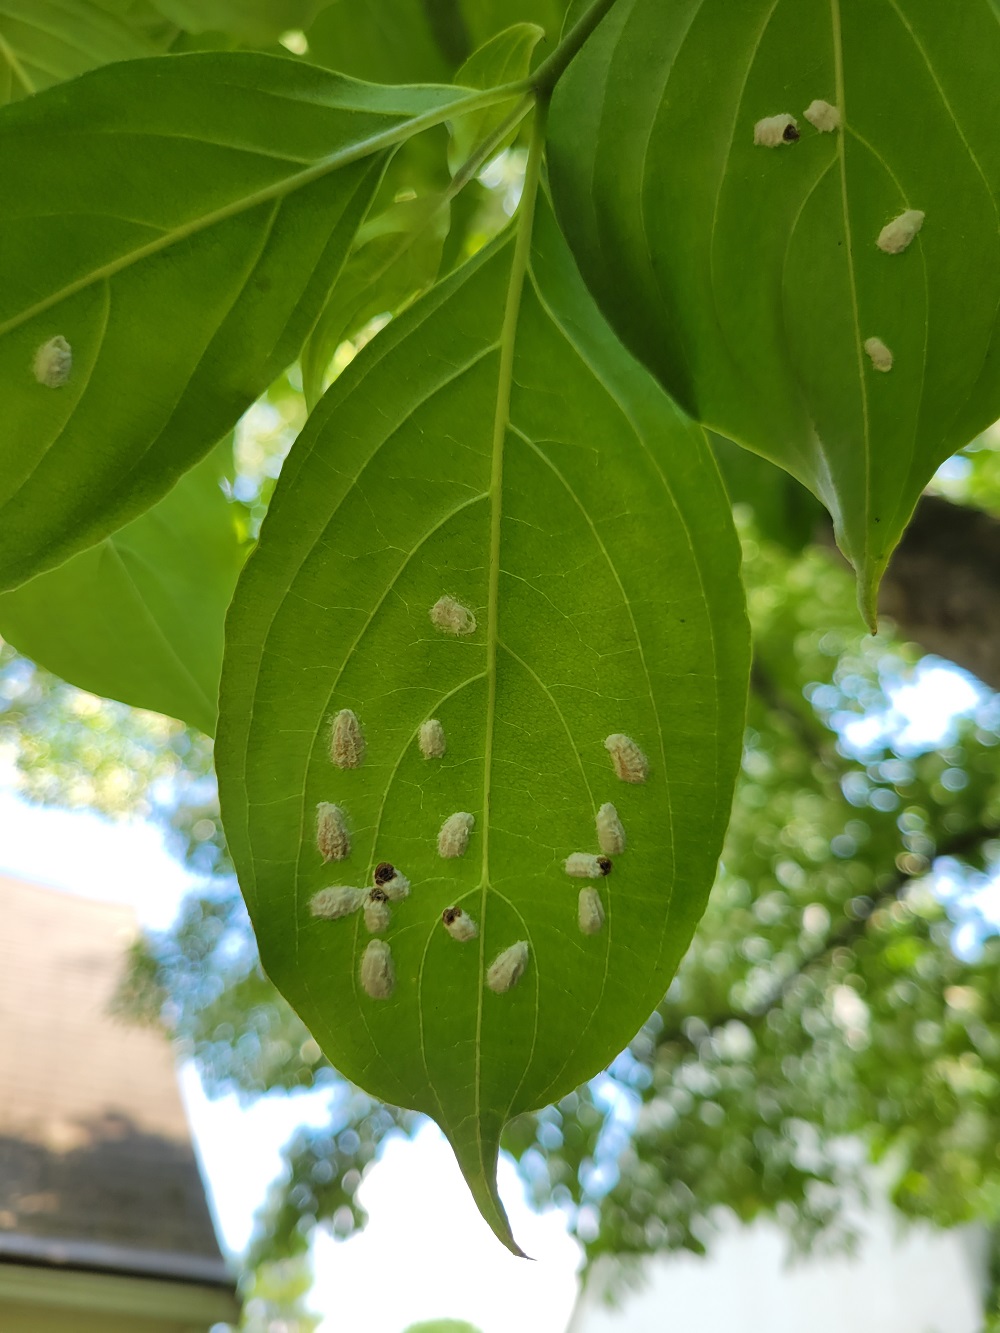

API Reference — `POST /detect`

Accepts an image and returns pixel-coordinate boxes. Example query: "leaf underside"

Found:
[0,53,470,590]
[217,196,749,1251]
[548,0,1000,622]
[0,441,242,735]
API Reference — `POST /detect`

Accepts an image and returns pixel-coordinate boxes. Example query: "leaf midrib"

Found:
[0,79,524,339]
[474,101,545,1188]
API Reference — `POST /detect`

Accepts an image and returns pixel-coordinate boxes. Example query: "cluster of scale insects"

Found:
[310,597,649,1000]
[753,98,924,376]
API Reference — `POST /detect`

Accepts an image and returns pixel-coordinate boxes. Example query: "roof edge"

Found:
[0,1230,237,1288]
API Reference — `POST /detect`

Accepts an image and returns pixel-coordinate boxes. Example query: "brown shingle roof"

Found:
[0,876,233,1286]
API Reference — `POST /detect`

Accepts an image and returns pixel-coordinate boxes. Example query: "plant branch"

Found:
[531,0,621,95]
[656,821,1000,1054]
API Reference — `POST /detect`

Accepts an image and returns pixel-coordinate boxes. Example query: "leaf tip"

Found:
[857,568,881,635]
[446,1122,530,1258]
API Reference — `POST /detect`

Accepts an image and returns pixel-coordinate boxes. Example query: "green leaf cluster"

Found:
[4,0,1000,1254]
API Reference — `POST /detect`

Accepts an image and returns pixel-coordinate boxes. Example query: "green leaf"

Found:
[448,23,544,173]
[148,0,329,43]
[548,0,1000,624]
[305,3,454,85]
[217,166,749,1250]
[0,0,162,102]
[301,193,449,410]
[0,53,499,590]
[711,435,825,554]
[463,0,567,52]
[0,440,242,735]
[306,0,567,85]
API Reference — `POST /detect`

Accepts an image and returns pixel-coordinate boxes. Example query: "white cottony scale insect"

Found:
[373,861,410,902]
[442,906,478,942]
[364,888,391,934]
[419,718,446,759]
[596,802,626,856]
[864,337,894,373]
[803,99,840,132]
[578,887,605,935]
[429,595,477,636]
[605,733,649,784]
[329,708,365,768]
[310,886,364,920]
[565,852,613,879]
[753,114,799,147]
[315,802,350,862]
[361,939,395,999]
[33,335,72,387]
[877,209,925,254]
[486,940,529,994]
[438,811,474,858]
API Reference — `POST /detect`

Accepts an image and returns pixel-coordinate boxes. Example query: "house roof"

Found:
[0,875,234,1288]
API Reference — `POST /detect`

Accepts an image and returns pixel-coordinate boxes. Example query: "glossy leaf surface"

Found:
[0,441,242,734]
[548,0,1000,621]
[217,184,749,1250]
[0,53,481,589]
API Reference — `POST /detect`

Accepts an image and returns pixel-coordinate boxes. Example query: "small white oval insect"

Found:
[310,886,364,920]
[373,861,410,902]
[605,733,649,784]
[877,209,925,254]
[361,939,395,999]
[753,114,799,147]
[438,811,475,859]
[803,99,840,132]
[596,802,626,856]
[364,887,391,935]
[486,940,529,994]
[329,708,365,769]
[33,336,72,388]
[864,336,894,373]
[442,906,478,942]
[578,887,605,936]
[429,595,477,636]
[419,718,447,759]
[315,802,350,862]
[565,852,613,879]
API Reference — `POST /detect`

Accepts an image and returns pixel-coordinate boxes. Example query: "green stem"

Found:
[531,0,621,95]
[449,94,534,196]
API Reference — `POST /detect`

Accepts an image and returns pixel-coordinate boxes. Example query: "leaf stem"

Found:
[0,78,530,341]
[449,94,535,196]
[480,101,547,884]
[530,0,620,95]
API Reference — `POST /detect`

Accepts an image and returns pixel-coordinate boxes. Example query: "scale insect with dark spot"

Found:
[442,906,478,942]
[565,853,612,879]
[373,862,410,901]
